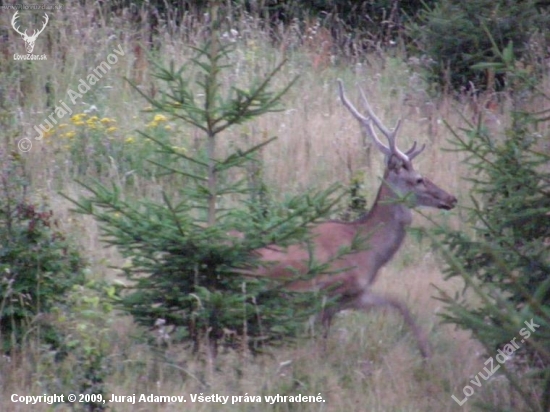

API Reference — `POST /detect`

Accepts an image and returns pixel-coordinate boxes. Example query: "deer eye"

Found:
[416,177,424,185]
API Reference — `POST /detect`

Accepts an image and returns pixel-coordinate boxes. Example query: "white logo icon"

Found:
[11,11,49,54]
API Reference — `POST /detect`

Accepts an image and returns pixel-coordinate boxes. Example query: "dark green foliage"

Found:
[68,182,340,353]
[30,280,116,412]
[406,0,550,92]
[64,11,349,356]
[442,116,550,308]
[253,0,437,47]
[53,281,116,412]
[0,153,87,352]
[101,1,437,54]
[430,45,550,410]
[339,171,367,222]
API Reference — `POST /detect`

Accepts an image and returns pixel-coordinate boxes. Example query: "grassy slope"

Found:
[0,2,524,411]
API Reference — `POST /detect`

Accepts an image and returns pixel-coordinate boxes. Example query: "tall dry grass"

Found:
[0,1,530,411]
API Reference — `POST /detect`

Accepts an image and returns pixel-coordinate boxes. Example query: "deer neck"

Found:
[353,178,412,269]
[359,178,413,227]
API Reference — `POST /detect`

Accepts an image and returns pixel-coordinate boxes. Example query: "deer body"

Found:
[248,80,457,358]
[256,178,411,294]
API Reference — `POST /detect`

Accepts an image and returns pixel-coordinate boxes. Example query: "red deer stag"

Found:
[250,80,457,358]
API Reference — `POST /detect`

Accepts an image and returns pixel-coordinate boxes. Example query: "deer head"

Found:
[337,79,457,211]
[12,12,49,54]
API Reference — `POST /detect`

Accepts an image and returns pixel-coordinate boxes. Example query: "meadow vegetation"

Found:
[0,1,547,411]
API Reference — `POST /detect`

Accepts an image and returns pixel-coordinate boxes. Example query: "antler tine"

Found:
[337,79,391,156]
[37,13,49,35]
[405,141,417,155]
[405,142,426,160]
[337,79,370,124]
[11,11,25,36]
[358,86,393,137]
[357,84,409,161]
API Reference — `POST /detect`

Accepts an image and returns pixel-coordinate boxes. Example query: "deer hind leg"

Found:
[345,291,432,358]
[320,301,337,349]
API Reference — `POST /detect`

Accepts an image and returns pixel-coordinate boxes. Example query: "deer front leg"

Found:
[347,291,432,358]
[319,301,337,350]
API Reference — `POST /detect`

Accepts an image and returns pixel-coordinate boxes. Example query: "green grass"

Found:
[0,2,539,411]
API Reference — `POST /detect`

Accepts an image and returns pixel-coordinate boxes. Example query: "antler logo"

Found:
[11,11,49,54]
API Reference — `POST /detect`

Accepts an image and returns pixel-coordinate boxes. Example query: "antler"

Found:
[34,13,49,38]
[337,79,425,162]
[404,141,426,160]
[11,11,26,37]
[337,79,393,158]
[11,12,49,39]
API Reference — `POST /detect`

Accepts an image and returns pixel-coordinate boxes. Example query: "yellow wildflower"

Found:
[125,137,135,143]
[171,146,187,154]
[106,126,118,133]
[100,117,116,125]
[74,121,85,126]
[164,125,172,131]
[70,113,86,123]
[153,114,168,123]
[58,123,69,129]
[62,131,76,139]
[86,117,98,125]
[86,116,100,129]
